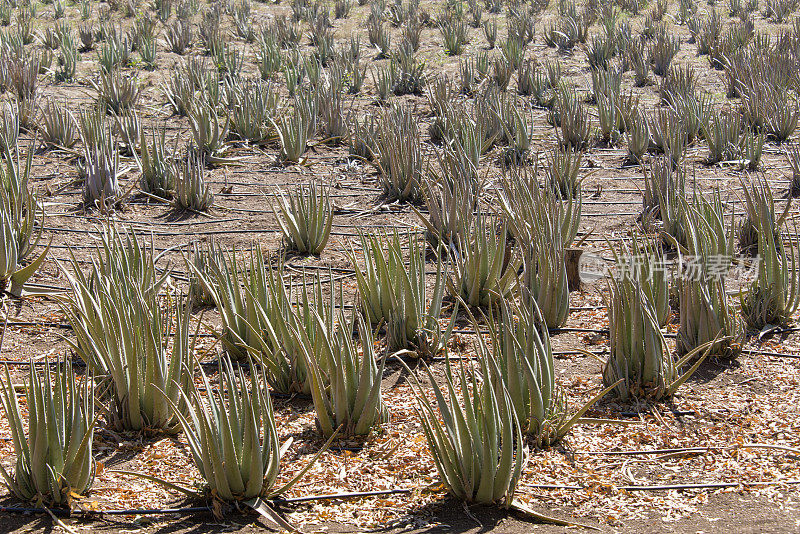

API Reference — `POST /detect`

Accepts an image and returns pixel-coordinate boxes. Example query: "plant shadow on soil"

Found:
[0,495,593,534]
[3,489,800,533]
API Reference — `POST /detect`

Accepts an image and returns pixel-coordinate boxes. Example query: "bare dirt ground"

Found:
[0,0,800,532]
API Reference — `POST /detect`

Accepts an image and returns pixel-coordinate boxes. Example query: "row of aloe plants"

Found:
[1,153,798,520]
[0,225,611,519]
[0,226,342,528]
[0,212,795,522]
[4,0,799,197]
[0,136,797,523]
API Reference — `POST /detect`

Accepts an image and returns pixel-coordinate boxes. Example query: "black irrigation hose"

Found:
[577,444,800,456]
[48,189,374,200]
[0,322,746,350]
[0,345,609,368]
[13,342,800,369]
[550,327,609,334]
[42,242,192,252]
[0,489,418,518]
[743,348,800,359]
[50,215,244,226]
[578,447,708,456]
[42,225,283,237]
[0,357,221,367]
[580,212,641,217]
[92,507,214,515]
[40,225,419,239]
[0,306,607,334]
[4,480,799,519]
[619,410,696,417]
[413,349,610,363]
[271,488,413,504]
[0,321,72,329]
[524,480,800,491]
[0,506,203,517]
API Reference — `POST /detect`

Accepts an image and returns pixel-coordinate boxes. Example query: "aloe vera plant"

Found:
[163,69,195,117]
[479,298,613,448]
[61,240,194,433]
[682,190,735,262]
[187,239,222,308]
[113,108,141,156]
[137,127,174,199]
[677,270,741,359]
[78,106,109,150]
[188,242,332,396]
[498,105,532,165]
[625,106,650,163]
[174,151,215,212]
[245,260,338,395]
[188,102,233,165]
[348,113,379,160]
[294,309,389,437]
[81,133,127,211]
[171,355,283,501]
[91,224,169,299]
[790,144,800,198]
[165,19,192,54]
[738,176,786,256]
[555,86,593,150]
[0,359,95,506]
[500,164,581,251]
[38,100,79,149]
[665,192,741,358]
[439,14,468,55]
[273,183,333,255]
[92,69,140,114]
[350,239,406,325]
[401,350,525,505]
[227,78,278,145]
[436,111,485,192]
[448,214,519,307]
[187,245,261,361]
[701,111,744,165]
[0,142,51,297]
[157,354,335,530]
[0,102,20,152]
[375,105,424,203]
[414,171,477,248]
[519,203,571,329]
[350,231,451,357]
[273,105,309,163]
[603,257,711,401]
[642,157,687,243]
[611,233,672,327]
[546,148,582,200]
[739,178,799,328]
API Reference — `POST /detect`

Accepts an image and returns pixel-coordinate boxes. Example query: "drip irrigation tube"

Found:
[50,215,243,226]
[0,506,212,517]
[40,225,419,239]
[577,444,800,456]
[579,447,707,456]
[3,480,799,520]
[0,489,415,518]
[523,480,800,491]
[271,488,413,504]
[743,348,800,359]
